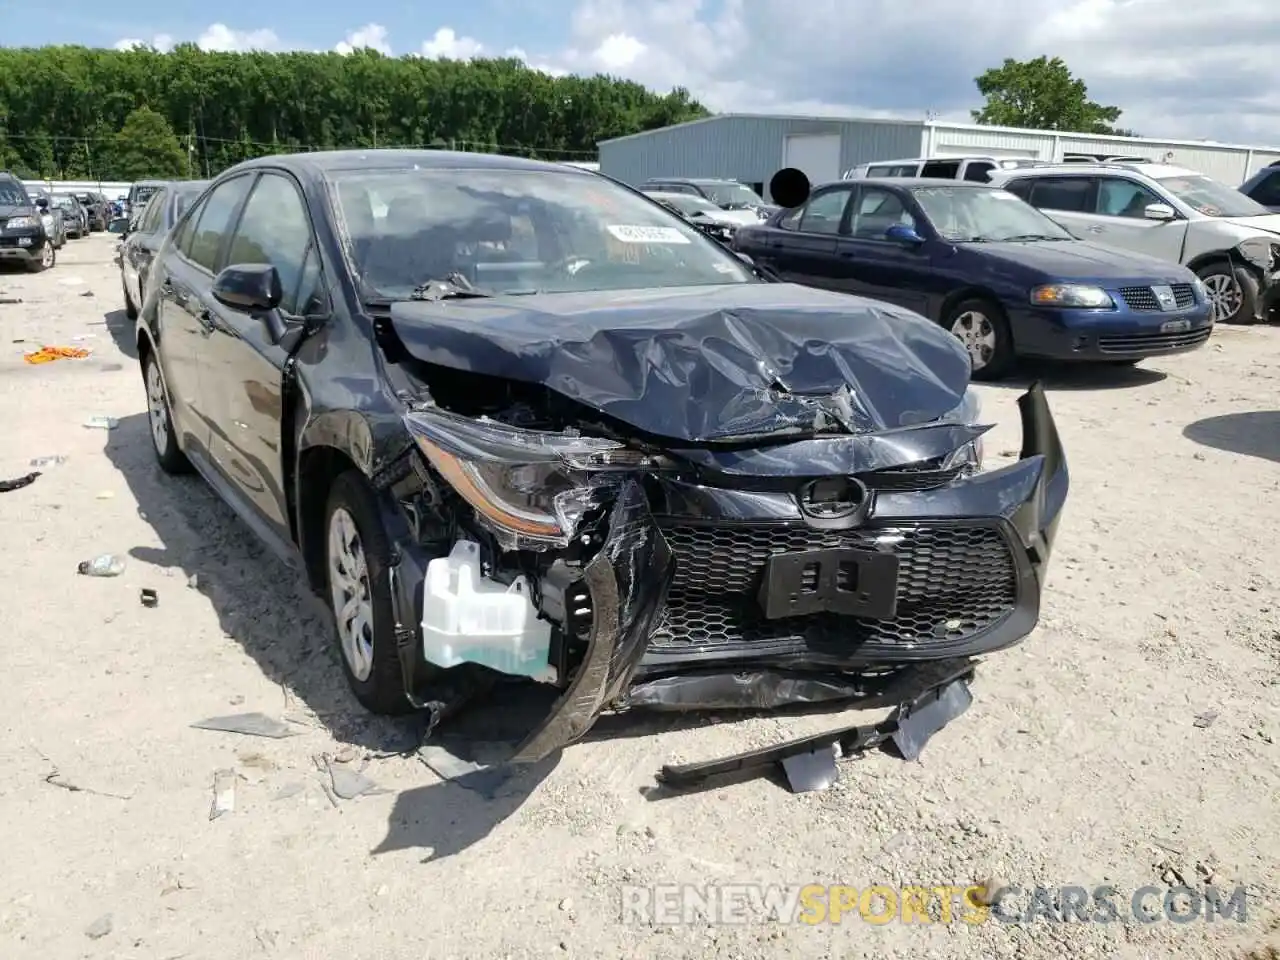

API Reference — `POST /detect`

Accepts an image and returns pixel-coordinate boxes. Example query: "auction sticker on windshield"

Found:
[607,225,691,244]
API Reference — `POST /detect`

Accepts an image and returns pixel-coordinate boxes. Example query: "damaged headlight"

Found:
[940,386,985,473]
[404,408,670,547]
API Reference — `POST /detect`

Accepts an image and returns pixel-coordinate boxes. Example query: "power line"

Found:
[0,128,598,158]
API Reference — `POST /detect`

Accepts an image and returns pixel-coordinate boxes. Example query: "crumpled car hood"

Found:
[389,282,972,444]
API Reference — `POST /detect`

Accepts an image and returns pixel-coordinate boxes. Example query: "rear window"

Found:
[1028,177,1092,213]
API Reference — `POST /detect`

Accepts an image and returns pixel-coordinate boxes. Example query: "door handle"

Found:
[839,250,854,258]
[767,240,782,248]
[1087,225,1104,234]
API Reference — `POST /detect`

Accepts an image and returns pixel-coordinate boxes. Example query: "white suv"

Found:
[989,163,1280,324]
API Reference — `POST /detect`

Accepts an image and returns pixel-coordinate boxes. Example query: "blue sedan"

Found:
[733,177,1213,380]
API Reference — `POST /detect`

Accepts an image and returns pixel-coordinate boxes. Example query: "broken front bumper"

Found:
[508,384,1068,764]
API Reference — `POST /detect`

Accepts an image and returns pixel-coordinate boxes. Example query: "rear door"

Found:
[1022,175,1098,237]
[752,184,853,288]
[200,170,327,543]
[152,174,255,463]
[833,185,931,312]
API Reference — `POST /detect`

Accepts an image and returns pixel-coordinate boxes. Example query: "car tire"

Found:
[122,275,138,320]
[25,243,55,273]
[1196,262,1258,324]
[943,297,1015,381]
[143,351,191,474]
[324,470,413,715]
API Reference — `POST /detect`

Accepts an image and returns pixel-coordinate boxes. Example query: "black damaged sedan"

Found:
[135,150,1069,763]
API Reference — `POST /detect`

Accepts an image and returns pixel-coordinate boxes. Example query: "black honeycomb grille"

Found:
[1118,283,1196,311]
[649,521,1019,655]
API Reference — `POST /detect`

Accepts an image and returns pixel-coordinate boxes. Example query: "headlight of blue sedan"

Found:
[1030,283,1114,308]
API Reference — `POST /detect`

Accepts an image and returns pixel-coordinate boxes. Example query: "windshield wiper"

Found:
[999,234,1066,242]
[409,274,491,301]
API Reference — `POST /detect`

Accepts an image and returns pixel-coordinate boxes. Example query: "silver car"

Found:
[989,163,1280,324]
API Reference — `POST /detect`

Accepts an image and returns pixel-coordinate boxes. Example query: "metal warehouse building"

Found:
[597,114,1280,200]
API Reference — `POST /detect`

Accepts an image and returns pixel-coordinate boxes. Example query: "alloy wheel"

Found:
[1202,274,1242,323]
[328,507,375,682]
[145,360,170,455]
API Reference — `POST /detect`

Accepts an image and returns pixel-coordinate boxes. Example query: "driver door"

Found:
[200,170,325,546]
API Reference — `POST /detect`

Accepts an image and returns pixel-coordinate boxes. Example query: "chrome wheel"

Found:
[1202,273,1242,323]
[950,310,997,371]
[328,507,374,682]
[145,360,170,455]
[39,243,54,269]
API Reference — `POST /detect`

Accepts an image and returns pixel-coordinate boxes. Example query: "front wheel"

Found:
[944,298,1015,381]
[1197,263,1259,324]
[143,351,191,474]
[25,242,55,273]
[324,471,413,715]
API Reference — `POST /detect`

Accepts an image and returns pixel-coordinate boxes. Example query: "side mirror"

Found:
[213,264,292,345]
[35,197,48,210]
[107,217,129,234]
[885,223,925,245]
[1144,203,1176,221]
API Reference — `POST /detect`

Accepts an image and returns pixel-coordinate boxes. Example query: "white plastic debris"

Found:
[209,769,236,820]
[421,540,555,682]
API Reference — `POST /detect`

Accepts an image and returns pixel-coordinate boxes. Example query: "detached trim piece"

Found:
[655,660,976,792]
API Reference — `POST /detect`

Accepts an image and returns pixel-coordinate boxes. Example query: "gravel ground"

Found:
[1,235,1277,960]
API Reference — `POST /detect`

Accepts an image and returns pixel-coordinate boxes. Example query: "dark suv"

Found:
[1239,162,1280,212]
[0,173,56,272]
[74,191,111,231]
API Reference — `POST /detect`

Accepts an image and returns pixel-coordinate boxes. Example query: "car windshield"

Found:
[1153,174,1270,218]
[0,182,29,205]
[702,182,764,208]
[51,195,75,209]
[910,185,1075,242]
[132,185,158,205]
[328,167,755,299]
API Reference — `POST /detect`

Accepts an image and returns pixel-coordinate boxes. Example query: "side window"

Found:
[173,196,203,255]
[1096,178,1164,218]
[1246,170,1280,207]
[224,173,315,316]
[964,162,995,183]
[849,187,917,240]
[777,207,803,231]
[1028,177,1093,213]
[1002,179,1033,201]
[293,245,327,316]
[797,188,852,234]
[186,175,254,273]
[921,160,962,179]
[867,165,896,178]
[141,191,167,233]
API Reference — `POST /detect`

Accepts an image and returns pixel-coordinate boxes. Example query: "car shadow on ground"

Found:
[1183,411,1280,464]
[984,359,1167,392]
[101,308,137,360]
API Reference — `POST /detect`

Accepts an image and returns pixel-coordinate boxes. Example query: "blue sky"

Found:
[8,0,1277,147]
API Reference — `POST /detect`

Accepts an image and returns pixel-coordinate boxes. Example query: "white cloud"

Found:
[114,34,175,52]
[528,0,1280,145]
[335,23,392,56]
[196,23,281,53]
[419,28,484,61]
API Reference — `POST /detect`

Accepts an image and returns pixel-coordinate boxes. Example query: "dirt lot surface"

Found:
[0,235,1277,960]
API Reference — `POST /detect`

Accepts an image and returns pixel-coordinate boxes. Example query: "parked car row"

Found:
[0,171,59,272]
[123,148,1067,762]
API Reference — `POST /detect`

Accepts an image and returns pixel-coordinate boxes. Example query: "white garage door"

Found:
[782,134,843,186]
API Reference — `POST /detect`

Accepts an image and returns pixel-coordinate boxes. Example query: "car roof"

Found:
[647,190,709,201]
[645,177,742,185]
[826,177,996,189]
[993,162,1198,179]
[227,148,590,178]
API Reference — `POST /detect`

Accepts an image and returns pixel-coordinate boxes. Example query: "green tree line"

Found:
[0,44,709,181]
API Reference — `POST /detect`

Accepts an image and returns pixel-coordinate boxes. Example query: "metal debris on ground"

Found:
[0,297,22,305]
[209,769,236,820]
[83,416,119,430]
[191,712,300,739]
[416,742,515,798]
[324,755,386,800]
[139,588,159,608]
[0,472,40,493]
[1193,710,1220,729]
[24,345,91,364]
[84,914,113,939]
[30,455,67,468]
[77,554,125,577]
